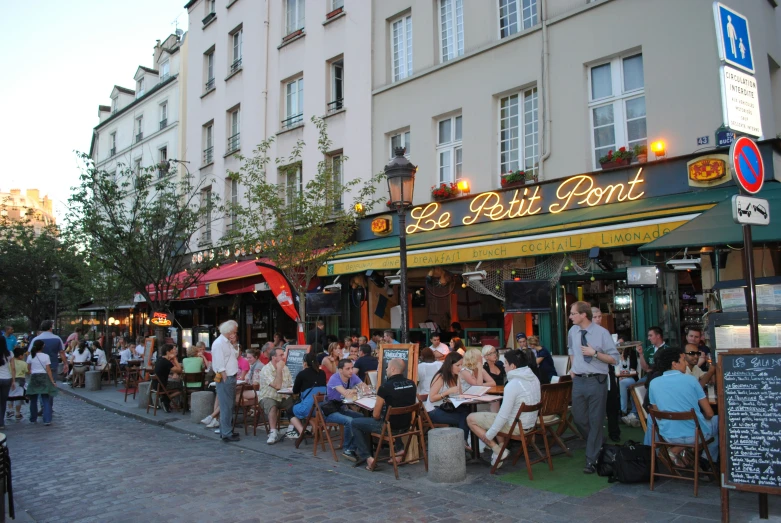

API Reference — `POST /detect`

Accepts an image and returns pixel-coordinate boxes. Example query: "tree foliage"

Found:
[65,155,223,316]
[226,116,384,318]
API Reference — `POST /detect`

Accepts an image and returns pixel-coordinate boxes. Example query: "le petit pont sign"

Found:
[406,168,646,235]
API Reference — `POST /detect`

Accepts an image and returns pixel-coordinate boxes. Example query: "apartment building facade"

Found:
[90,33,188,189]
[183,0,371,247]
[0,188,56,234]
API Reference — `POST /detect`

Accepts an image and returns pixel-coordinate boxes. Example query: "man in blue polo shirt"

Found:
[29,320,68,381]
[648,347,719,463]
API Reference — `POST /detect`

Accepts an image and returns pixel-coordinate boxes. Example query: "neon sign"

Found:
[406,168,646,234]
[371,216,392,235]
[150,312,172,327]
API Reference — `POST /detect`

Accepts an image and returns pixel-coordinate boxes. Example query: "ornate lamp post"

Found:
[384,147,416,343]
[51,273,61,334]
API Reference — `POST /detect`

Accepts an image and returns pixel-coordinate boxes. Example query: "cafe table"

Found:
[450,391,504,460]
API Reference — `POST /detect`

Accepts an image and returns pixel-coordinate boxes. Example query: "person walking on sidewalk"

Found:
[212,320,240,442]
[27,340,58,426]
[0,340,16,429]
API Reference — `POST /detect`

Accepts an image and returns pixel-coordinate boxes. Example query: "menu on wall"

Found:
[720,285,781,312]
[715,325,781,350]
[720,352,781,490]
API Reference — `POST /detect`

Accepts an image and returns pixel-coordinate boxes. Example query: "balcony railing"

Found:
[159,119,168,130]
[226,133,240,154]
[135,132,143,143]
[203,146,214,165]
[281,114,303,130]
[230,57,242,74]
[109,147,116,156]
[205,77,215,91]
[326,98,343,114]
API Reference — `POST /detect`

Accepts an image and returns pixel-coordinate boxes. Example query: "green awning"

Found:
[639,183,781,251]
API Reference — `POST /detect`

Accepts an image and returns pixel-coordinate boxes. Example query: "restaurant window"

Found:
[440,0,463,62]
[390,130,411,158]
[391,14,413,82]
[499,87,538,178]
[589,53,646,170]
[437,115,462,184]
[499,0,537,38]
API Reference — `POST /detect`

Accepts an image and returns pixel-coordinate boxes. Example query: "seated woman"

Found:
[527,335,557,385]
[460,348,496,392]
[320,342,342,382]
[182,345,206,389]
[417,348,442,402]
[425,352,471,450]
[93,341,107,371]
[70,341,92,385]
[449,337,466,356]
[287,352,327,438]
[481,345,506,386]
[152,344,183,412]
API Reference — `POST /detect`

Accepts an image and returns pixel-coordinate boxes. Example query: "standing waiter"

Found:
[567,301,620,474]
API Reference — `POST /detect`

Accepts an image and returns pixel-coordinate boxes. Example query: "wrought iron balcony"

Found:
[203,146,214,165]
[281,114,303,130]
[205,78,215,91]
[226,133,240,154]
[159,119,167,130]
[135,132,143,143]
[230,57,242,74]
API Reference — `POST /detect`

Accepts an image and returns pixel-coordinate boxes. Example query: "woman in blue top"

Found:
[527,336,557,385]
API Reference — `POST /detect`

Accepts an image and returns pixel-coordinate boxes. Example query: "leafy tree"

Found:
[65,155,223,342]
[226,116,384,323]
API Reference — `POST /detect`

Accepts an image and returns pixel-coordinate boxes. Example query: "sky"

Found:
[0,0,188,222]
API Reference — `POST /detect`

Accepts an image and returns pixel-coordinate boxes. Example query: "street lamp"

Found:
[384,147,416,343]
[51,273,61,334]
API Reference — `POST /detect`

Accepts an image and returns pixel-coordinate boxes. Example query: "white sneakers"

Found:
[621,413,640,427]
[206,418,219,429]
[267,430,286,445]
[200,415,213,425]
[490,448,511,469]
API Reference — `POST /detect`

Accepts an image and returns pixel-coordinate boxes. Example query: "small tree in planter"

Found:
[500,170,526,188]
[633,144,648,163]
[599,147,633,169]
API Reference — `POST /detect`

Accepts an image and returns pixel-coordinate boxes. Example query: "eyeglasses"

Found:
[685,351,701,356]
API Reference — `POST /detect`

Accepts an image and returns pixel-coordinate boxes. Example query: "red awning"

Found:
[147,259,272,301]
[201,259,263,283]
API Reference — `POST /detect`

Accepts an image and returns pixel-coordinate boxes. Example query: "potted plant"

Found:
[500,170,526,188]
[599,147,633,169]
[633,144,648,163]
[430,182,459,201]
[524,171,538,184]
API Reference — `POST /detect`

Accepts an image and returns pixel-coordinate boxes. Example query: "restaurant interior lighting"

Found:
[651,140,666,158]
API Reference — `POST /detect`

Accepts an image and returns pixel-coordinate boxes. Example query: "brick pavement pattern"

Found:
[5,395,780,523]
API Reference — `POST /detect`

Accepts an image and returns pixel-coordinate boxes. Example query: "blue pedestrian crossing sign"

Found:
[714,3,754,74]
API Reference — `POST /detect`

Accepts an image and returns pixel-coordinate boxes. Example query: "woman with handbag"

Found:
[425,352,471,450]
[26,340,58,426]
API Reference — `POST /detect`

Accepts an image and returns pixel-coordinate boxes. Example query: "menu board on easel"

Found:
[377,343,418,388]
[284,345,310,381]
[143,337,155,369]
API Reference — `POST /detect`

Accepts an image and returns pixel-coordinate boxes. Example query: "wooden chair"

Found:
[419,406,448,434]
[368,402,428,480]
[123,366,140,402]
[490,402,552,479]
[146,375,183,416]
[71,363,89,388]
[182,371,206,414]
[538,381,574,457]
[552,355,570,377]
[629,383,648,433]
[550,377,583,443]
[101,359,118,386]
[310,393,344,462]
[647,407,717,497]
[232,382,258,435]
[295,401,318,449]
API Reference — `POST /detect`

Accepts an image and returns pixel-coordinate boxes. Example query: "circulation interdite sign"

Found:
[730,136,764,194]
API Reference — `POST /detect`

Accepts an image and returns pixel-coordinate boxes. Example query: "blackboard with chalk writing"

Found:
[284,345,309,382]
[717,349,781,494]
[377,344,418,388]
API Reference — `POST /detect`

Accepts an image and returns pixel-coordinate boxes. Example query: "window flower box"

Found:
[431,182,460,201]
[326,7,343,19]
[501,170,526,189]
[599,147,633,170]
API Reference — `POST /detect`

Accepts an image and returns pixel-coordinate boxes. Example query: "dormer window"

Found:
[160,60,170,81]
[111,97,118,113]
[136,78,145,98]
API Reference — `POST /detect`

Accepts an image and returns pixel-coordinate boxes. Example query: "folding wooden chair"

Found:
[311,393,344,462]
[182,371,206,414]
[629,383,648,433]
[146,374,183,416]
[538,381,574,457]
[648,407,717,497]
[368,402,428,480]
[101,358,118,386]
[295,401,318,449]
[123,366,140,402]
[490,401,552,479]
[232,382,258,435]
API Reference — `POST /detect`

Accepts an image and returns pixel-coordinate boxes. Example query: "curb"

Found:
[57,386,169,427]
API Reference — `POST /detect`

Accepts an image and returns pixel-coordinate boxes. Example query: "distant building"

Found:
[0,188,56,233]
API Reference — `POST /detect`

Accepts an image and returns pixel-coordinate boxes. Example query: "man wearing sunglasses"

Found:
[683,344,717,388]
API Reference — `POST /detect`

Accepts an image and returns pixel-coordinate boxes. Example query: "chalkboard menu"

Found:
[377,344,418,388]
[718,349,781,494]
[284,345,310,382]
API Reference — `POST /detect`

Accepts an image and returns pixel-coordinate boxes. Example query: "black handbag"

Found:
[439,399,456,413]
[612,440,652,483]
[596,443,620,477]
[319,399,342,417]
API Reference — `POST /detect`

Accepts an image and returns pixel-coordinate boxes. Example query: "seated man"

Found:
[648,347,719,465]
[353,344,378,382]
[324,358,369,462]
[118,343,133,372]
[467,351,541,468]
[153,344,183,413]
[258,348,304,445]
[683,344,717,388]
[429,334,449,362]
[351,358,417,470]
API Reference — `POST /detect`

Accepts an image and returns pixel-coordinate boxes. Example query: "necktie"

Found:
[581,330,592,363]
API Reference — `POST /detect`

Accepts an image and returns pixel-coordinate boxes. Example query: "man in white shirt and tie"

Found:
[212,320,240,442]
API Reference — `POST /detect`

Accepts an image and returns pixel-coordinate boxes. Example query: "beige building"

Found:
[0,188,56,233]
[371,0,781,204]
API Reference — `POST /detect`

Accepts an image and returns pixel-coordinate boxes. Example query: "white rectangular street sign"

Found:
[732,195,769,226]
[720,65,762,138]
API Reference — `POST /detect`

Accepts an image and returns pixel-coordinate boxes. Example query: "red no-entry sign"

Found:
[730,137,764,194]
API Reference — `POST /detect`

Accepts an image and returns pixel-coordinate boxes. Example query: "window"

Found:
[286,0,305,35]
[110,132,117,156]
[231,28,243,72]
[205,51,215,91]
[499,0,538,38]
[203,0,216,26]
[136,77,145,98]
[134,158,142,188]
[158,147,168,178]
[228,109,240,153]
[329,154,343,211]
[499,87,539,178]
[227,178,238,231]
[589,53,646,169]
[159,102,168,130]
[390,131,411,158]
[391,15,413,82]
[111,97,118,113]
[329,60,343,113]
[440,0,464,62]
[160,60,170,81]
[209,0,215,13]
[203,123,214,165]
[283,77,304,129]
[135,116,143,142]
[437,115,462,184]
[284,165,302,207]
[201,187,213,242]
[332,0,344,9]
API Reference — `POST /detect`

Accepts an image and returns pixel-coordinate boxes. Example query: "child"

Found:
[10,347,28,420]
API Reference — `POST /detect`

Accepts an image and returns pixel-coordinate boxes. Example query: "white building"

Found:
[183,0,371,247]
[90,33,189,188]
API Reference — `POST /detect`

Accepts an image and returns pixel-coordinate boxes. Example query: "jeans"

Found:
[428,407,469,442]
[351,417,384,460]
[618,376,637,413]
[29,394,53,423]
[0,379,11,421]
[648,414,720,462]
[325,408,363,452]
[216,375,237,439]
